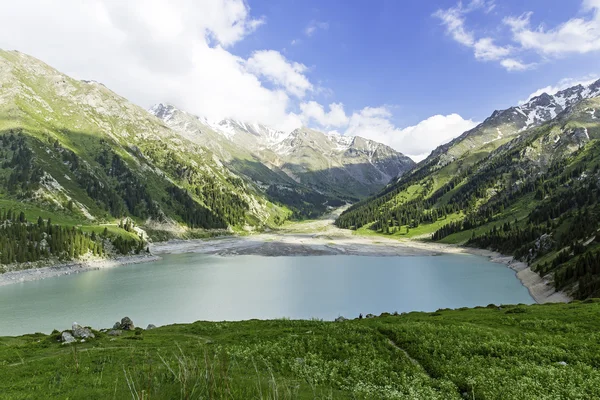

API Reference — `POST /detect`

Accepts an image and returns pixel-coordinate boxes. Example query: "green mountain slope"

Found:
[0,50,290,244]
[337,80,600,299]
[149,104,347,218]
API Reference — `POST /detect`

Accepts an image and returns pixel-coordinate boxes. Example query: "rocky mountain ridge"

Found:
[429,78,600,165]
[150,103,415,201]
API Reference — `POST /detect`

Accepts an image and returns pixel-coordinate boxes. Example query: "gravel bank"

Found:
[0,254,160,286]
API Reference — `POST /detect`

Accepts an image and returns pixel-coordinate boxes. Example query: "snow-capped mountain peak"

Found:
[149,103,415,199]
[517,78,600,130]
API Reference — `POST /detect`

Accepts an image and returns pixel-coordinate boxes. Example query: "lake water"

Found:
[0,253,533,336]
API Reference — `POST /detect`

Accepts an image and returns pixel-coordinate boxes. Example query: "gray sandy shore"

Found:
[0,254,160,286]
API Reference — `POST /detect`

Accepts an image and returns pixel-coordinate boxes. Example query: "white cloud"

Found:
[246,50,313,98]
[342,107,478,161]
[0,0,307,131]
[500,58,535,71]
[0,0,479,160]
[519,75,599,104]
[297,103,478,161]
[504,2,600,56]
[299,102,349,127]
[305,20,329,37]
[433,1,529,71]
[436,0,600,71]
[474,38,511,61]
[433,5,475,46]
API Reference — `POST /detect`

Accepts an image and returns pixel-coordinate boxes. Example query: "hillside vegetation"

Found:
[1,301,599,399]
[337,82,600,299]
[0,50,297,261]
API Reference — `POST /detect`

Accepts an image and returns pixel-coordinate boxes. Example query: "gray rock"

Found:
[365,313,376,319]
[72,322,95,339]
[107,330,122,336]
[146,324,156,330]
[61,331,76,344]
[113,322,121,330]
[120,316,135,330]
[535,234,554,253]
[334,316,347,322]
[557,361,568,366]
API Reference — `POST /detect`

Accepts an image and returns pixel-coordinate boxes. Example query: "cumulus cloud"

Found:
[299,102,349,127]
[504,1,600,56]
[246,50,313,98]
[0,0,306,130]
[473,38,511,61]
[0,0,478,160]
[500,58,535,71]
[308,106,477,161]
[344,109,478,161]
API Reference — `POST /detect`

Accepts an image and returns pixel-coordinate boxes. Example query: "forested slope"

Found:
[337,81,600,299]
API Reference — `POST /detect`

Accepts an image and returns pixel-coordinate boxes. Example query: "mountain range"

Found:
[0,49,412,242]
[149,103,414,204]
[337,78,600,299]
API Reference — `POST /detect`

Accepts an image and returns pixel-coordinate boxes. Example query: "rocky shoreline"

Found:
[0,254,160,286]
[390,240,572,304]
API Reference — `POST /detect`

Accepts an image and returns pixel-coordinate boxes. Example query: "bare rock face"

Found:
[107,330,122,336]
[119,317,135,331]
[61,331,76,344]
[146,324,157,330]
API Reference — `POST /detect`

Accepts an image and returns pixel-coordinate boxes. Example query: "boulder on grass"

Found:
[61,331,76,344]
[120,317,135,331]
[72,322,95,339]
[146,324,156,330]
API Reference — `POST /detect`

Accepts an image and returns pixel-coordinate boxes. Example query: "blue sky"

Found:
[238,0,599,125]
[1,0,599,159]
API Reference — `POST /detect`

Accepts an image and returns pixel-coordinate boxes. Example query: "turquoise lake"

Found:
[0,253,534,336]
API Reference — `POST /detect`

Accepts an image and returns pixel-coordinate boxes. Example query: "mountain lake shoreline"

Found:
[0,231,571,304]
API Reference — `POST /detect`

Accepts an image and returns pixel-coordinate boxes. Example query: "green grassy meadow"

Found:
[1,301,600,399]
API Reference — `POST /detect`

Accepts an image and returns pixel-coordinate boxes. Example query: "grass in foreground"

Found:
[1,301,600,399]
